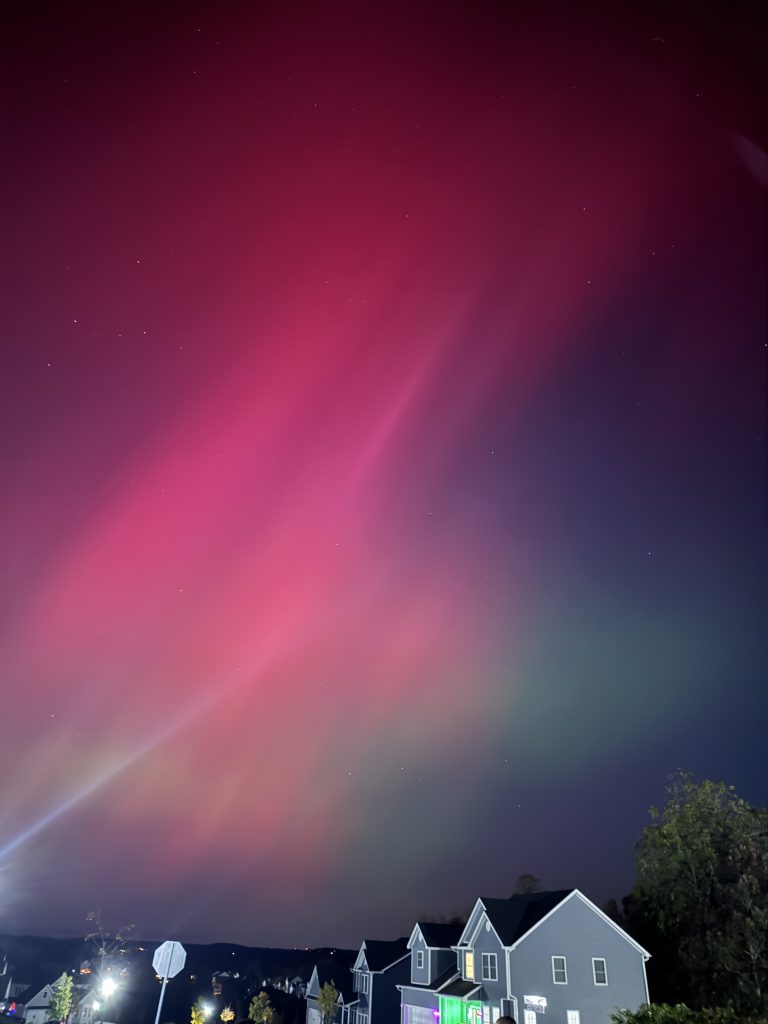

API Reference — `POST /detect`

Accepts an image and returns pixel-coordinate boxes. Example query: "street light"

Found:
[200,1003,214,1019]
[100,977,118,998]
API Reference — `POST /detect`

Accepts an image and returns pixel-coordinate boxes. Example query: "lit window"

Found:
[592,959,608,986]
[480,954,497,981]
[552,956,567,984]
[567,1013,581,1024]
[416,951,424,970]
[464,952,475,980]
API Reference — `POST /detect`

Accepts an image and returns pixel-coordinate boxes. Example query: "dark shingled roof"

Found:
[314,955,357,1002]
[478,890,574,946]
[437,978,481,999]
[416,923,464,949]
[401,967,458,993]
[362,939,409,972]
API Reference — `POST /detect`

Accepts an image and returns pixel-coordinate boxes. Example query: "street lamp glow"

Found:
[100,977,118,998]
[201,1004,213,1019]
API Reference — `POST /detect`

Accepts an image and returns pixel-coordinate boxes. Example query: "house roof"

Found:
[18,981,53,1006]
[416,923,464,949]
[314,958,356,1002]
[436,978,481,999]
[477,890,574,946]
[362,937,415,970]
[360,939,409,972]
[400,967,458,994]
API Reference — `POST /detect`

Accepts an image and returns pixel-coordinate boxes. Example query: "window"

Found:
[592,958,608,986]
[358,972,369,995]
[481,953,498,981]
[416,950,424,970]
[524,1013,536,1024]
[464,951,475,980]
[552,956,567,984]
[567,1013,581,1024]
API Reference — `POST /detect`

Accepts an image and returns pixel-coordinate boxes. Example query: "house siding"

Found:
[508,896,647,1024]
[411,934,430,986]
[431,949,456,980]
[468,920,507,1008]
[371,959,411,1024]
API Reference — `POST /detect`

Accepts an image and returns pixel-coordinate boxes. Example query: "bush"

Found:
[612,1005,768,1024]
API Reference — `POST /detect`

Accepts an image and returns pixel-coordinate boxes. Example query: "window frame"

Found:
[464,950,475,980]
[592,958,608,986]
[551,955,567,985]
[416,950,425,970]
[567,1012,581,1024]
[480,953,498,982]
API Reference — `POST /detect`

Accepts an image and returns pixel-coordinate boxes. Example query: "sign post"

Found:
[153,940,187,1024]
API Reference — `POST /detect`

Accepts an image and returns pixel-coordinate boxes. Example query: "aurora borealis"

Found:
[3,2,766,946]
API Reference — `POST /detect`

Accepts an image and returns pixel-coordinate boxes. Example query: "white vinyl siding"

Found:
[481,952,498,981]
[552,955,567,984]
[592,958,608,985]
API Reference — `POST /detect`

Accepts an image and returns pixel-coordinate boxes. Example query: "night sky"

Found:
[3,1,766,948]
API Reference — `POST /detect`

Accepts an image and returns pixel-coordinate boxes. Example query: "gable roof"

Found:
[414,923,464,949]
[20,981,53,1007]
[359,939,409,972]
[458,888,650,959]
[507,890,651,958]
[477,890,574,946]
[308,955,357,1003]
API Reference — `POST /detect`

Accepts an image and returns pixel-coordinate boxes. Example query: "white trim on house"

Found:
[458,902,504,950]
[551,955,568,985]
[592,957,608,985]
[507,890,651,959]
[407,925,424,950]
[353,947,370,973]
[456,901,486,947]
[480,953,497,982]
[463,950,475,981]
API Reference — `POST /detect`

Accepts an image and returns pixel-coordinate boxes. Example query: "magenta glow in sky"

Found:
[2,2,766,945]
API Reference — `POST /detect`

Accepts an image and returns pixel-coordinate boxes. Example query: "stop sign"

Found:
[152,940,187,979]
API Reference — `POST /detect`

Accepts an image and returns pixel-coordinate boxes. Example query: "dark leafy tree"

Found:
[631,771,768,1014]
[513,874,541,895]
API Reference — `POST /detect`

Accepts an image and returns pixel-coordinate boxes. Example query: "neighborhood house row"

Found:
[306,889,650,1024]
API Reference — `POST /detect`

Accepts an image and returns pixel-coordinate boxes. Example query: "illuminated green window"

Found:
[438,998,482,1024]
